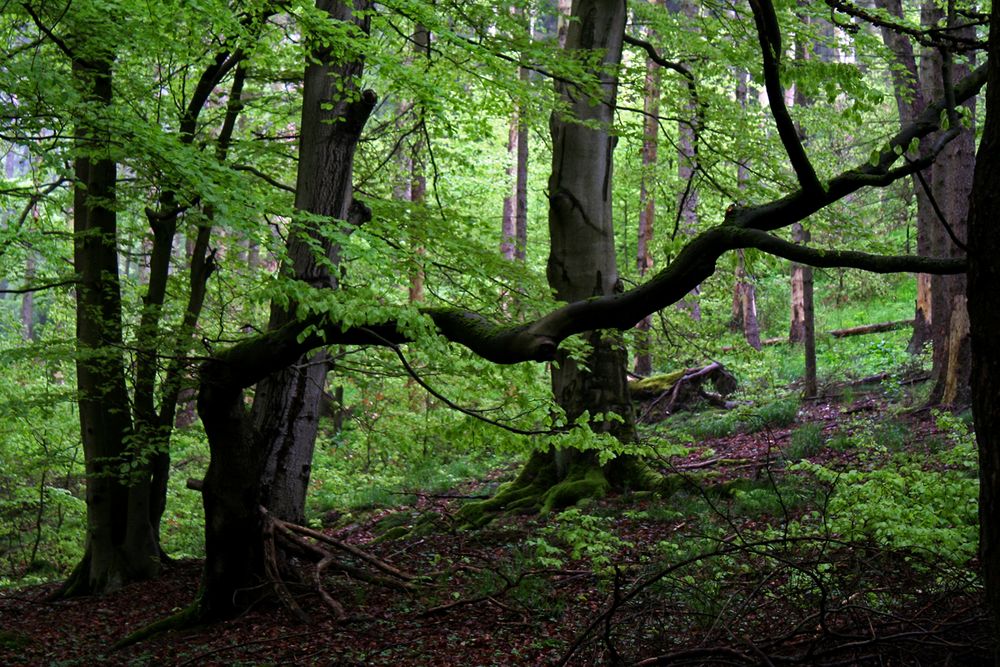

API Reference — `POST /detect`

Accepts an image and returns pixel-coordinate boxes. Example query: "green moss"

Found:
[540,467,609,514]
[629,370,686,396]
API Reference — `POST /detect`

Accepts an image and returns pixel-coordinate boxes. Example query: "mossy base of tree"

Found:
[456,449,681,529]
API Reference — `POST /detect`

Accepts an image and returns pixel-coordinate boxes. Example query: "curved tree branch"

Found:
[199,60,984,402]
[749,0,823,195]
[825,0,986,51]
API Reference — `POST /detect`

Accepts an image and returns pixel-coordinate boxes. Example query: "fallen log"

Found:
[631,363,738,422]
[723,319,913,351]
[829,319,912,338]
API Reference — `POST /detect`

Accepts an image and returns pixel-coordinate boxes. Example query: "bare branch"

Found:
[0,277,77,294]
[749,0,823,195]
[825,0,986,51]
[231,164,296,193]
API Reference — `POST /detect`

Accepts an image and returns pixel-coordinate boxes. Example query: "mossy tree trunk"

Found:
[472,0,648,518]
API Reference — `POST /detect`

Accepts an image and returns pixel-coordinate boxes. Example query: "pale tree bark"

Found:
[500,6,528,265]
[669,0,701,320]
[634,2,660,377]
[556,0,573,49]
[790,223,817,397]
[731,250,761,350]
[731,69,761,350]
[924,6,973,406]
[407,23,429,303]
[873,0,934,352]
[787,21,817,396]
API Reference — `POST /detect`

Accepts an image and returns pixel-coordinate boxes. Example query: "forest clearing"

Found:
[2,0,1000,664]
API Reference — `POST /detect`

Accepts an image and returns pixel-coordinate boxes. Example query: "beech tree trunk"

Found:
[197,0,375,618]
[634,9,660,377]
[731,70,761,350]
[64,51,159,596]
[247,0,372,526]
[671,0,701,321]
[500,8,528,267]
[789,223,817,396]
[731,250,761,350]
[787,27,817,395]
[968,0,1000,638]
[924,8,974,406]
[545,0,637,480]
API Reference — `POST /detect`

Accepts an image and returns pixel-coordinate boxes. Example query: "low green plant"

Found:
[792,448,978,564]
[748,398,800,430]
[533,508,633,574]
[785,422,825,460]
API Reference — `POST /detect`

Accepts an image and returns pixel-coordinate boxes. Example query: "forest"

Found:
[1,0,999,664]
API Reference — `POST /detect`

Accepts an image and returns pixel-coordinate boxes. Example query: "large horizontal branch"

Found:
[202,224,961,393]
[825,0,986,51]
[201,61,983,392]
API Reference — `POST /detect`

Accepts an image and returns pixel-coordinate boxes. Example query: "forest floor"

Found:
[0,398,993,666]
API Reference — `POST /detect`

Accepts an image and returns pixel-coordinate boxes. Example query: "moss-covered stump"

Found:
[630,363,739,422]
[455,450,683,529]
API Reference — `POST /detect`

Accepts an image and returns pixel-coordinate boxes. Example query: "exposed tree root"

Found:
[115,508,421,647]
[263,507,420,622]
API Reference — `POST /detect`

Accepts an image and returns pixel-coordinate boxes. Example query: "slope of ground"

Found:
[0,401,991,665]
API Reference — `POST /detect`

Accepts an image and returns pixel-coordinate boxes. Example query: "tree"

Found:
[67,14,155,595]
[634,0,661,376]
[873,0,975,404]
[185,0,978,622]
[967,0,1000,639]
[246,0,372,527]
[2,0,261,595]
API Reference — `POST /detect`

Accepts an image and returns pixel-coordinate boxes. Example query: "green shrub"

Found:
[785,422,825,460]
[793,451,978,564]
[750,398,800,430]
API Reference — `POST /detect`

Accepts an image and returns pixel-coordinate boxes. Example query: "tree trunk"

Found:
[501,10,529,266]
[671,0,701,321]
[968,0,1000,641]
[247,0,373,526]
[634,10,660,377]
[456,0,646,526]
[533,0,645,502]
[787,26,817,395]
[789,223,817,396]
[62,52,159,596]
[732,70,761,350]
[925,9,974,406]
[731,250,761,350]
[196,1,375,618]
